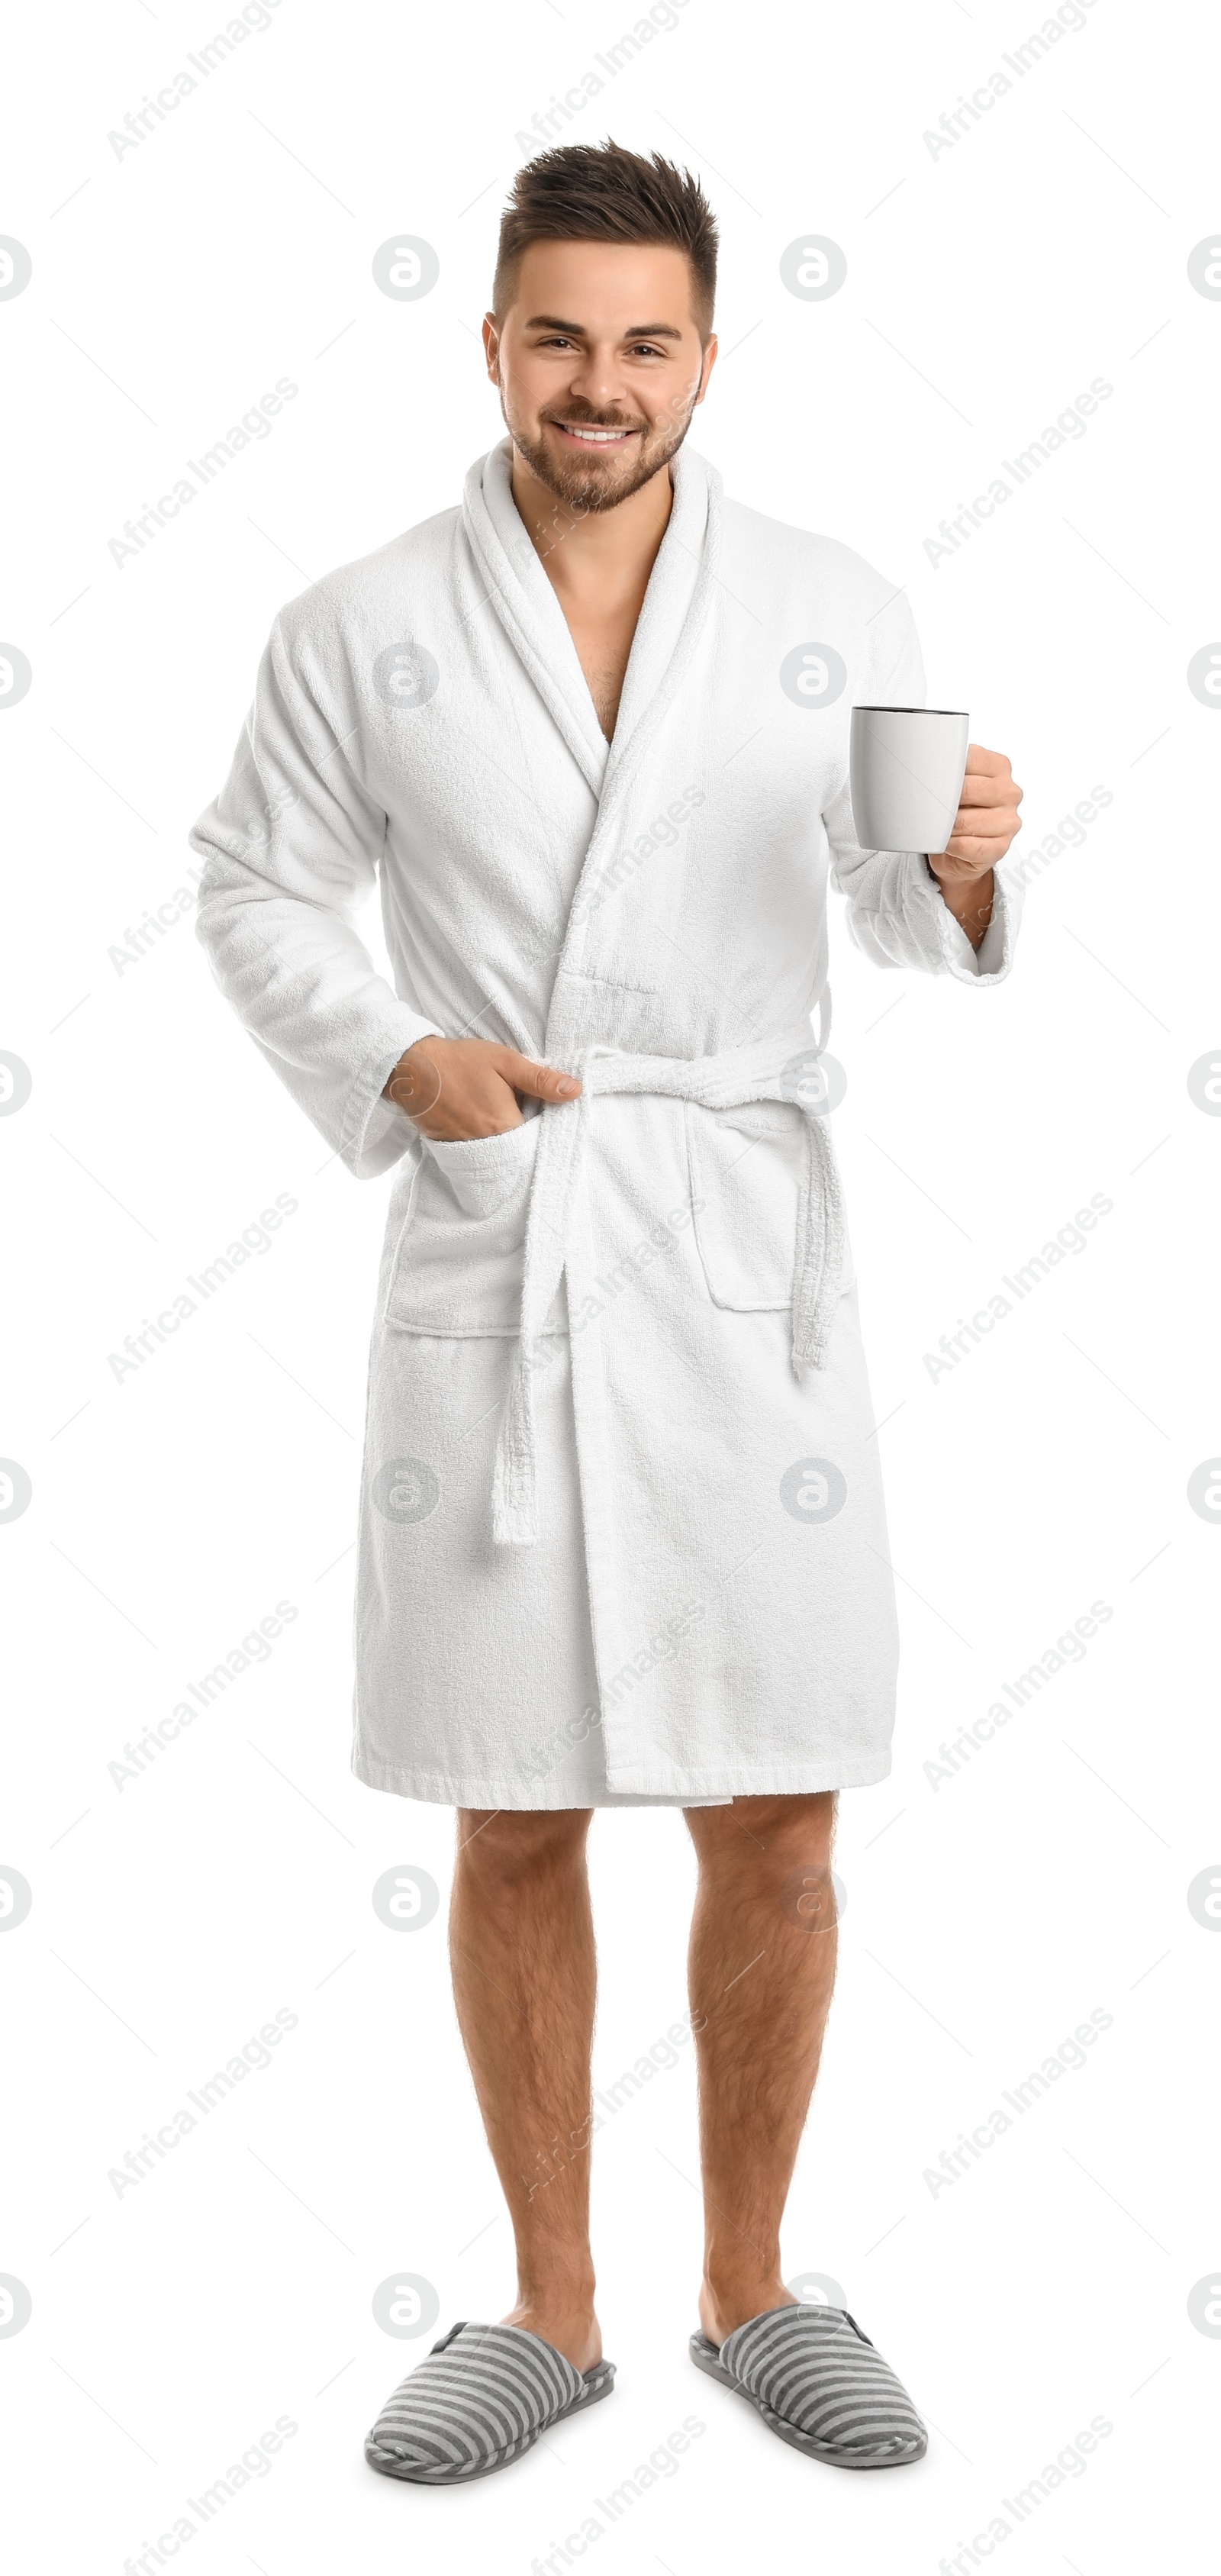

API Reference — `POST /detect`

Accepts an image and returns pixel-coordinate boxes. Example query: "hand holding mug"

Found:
[849,708,1022,949]
[926,744,1023,945]
[928,742,1023,879]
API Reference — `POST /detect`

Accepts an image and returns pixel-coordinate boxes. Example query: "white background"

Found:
[2,0,1219,2568]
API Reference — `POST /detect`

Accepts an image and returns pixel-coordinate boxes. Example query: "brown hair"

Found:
[492,140,718,335]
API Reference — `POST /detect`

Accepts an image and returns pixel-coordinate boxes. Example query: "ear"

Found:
[482,313,501,382]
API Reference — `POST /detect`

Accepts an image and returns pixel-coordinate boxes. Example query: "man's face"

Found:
[484,240,716,513]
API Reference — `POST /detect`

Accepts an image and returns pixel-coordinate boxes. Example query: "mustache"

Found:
[543,408,648,433]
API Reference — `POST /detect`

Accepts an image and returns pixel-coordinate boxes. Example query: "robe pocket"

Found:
[384,1114,544,1336]
[685,1100,855,1313]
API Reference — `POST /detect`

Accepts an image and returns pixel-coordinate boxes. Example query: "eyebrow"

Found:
[522,314,685,341]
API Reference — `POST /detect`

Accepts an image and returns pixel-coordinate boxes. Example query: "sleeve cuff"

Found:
[341,1014,444,1179]
[915,857,1016,984]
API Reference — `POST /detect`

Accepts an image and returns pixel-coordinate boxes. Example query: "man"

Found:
[192,140,1023,2484]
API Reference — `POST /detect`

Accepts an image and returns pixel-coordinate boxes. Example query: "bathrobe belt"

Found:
[491,1028,846,1547]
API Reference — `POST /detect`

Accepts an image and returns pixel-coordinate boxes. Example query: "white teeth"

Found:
[562,426,631,441]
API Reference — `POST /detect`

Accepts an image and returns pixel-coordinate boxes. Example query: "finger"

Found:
[941,836,1017,874]
[491,1048,582,1101]
[947,804,1024,843]
[938,839,1004,869]
[962,743,1013,778]
[956,772,1023,808]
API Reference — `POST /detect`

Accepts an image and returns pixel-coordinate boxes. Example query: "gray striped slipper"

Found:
[690,2301,926,2468]
[365,2320,615,2484]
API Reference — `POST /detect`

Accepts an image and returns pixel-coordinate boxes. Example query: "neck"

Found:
[508,446,675,601]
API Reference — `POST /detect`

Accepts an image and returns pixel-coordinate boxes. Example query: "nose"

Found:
[563,347,632,411]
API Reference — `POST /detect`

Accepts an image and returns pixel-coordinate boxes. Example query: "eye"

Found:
[629,342,667,359]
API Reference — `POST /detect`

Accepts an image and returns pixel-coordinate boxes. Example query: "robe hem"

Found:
[350,1743,894,1807]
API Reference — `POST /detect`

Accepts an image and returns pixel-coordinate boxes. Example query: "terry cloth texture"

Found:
[192,438,1022,1807]
[691,2302,926,2466]
[365,2319,615,2483]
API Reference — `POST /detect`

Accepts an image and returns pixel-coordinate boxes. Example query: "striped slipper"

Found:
[365,2320,615,2484]
[690,2301,926,2468]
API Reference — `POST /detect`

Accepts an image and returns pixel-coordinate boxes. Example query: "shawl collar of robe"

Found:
[461,437,718,1019]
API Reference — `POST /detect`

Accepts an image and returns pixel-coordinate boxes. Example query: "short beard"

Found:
[504,403,695,516]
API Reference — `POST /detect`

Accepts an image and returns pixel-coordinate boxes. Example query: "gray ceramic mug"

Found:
[849,706,969,854]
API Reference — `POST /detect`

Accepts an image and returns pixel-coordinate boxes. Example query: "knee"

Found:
[688,1797,839,1939]
[689,1791,835,1875]
[753,1792,836,1870]
[455,1806,591,1897]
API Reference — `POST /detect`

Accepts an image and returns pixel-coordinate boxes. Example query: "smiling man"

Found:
[192,140,1023,2487]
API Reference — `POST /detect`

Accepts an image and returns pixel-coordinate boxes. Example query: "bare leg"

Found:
[449,1806,600,2371]
[683,1792,838,2346]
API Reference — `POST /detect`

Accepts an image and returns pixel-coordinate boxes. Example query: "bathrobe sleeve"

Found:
[823,584,1020,985]
[190,608,441,1178]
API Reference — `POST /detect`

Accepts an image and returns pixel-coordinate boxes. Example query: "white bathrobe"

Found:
[191,440,1020,1810]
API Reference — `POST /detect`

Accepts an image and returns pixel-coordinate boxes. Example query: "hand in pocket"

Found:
[382,1036,582,1140]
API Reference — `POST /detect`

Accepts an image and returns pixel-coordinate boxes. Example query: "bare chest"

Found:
[560,601,641,743]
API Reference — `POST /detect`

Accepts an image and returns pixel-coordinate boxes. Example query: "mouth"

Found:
[548,420,642,451]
